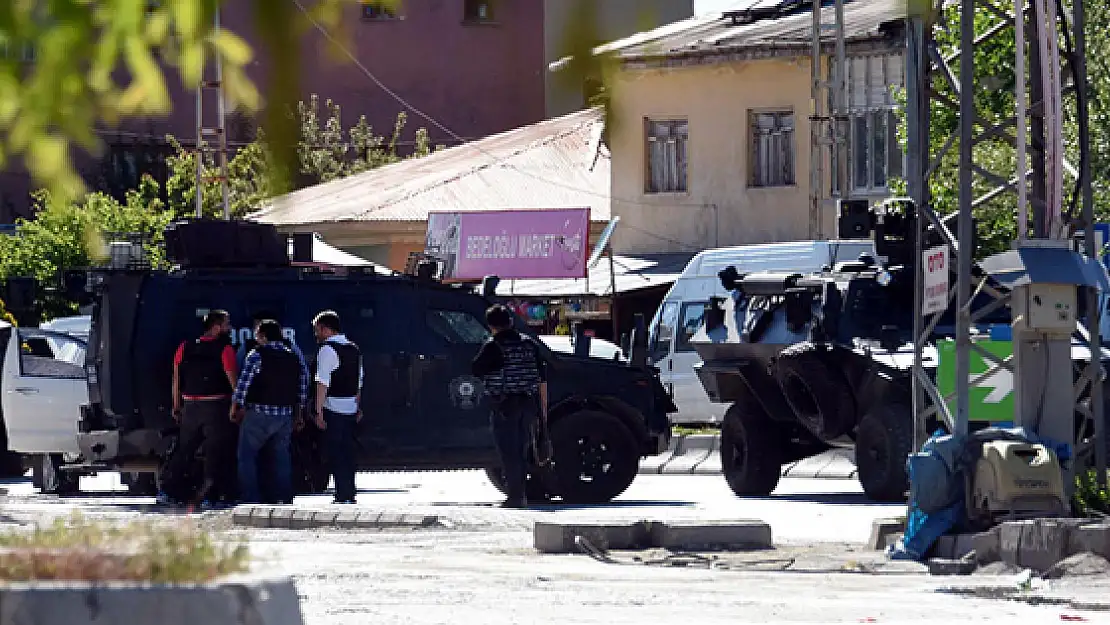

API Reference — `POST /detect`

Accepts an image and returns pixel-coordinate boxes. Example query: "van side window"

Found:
[652,302,679,358]
[676,302,707,352]
[17,329,86,379]
[426,310,490,345]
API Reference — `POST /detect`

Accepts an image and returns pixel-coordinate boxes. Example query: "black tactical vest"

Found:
[179,337,232,397]
[245,346,302,408]
[320,340,361,398]
[481,332,541,399]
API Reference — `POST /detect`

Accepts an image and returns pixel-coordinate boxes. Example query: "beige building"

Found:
[543,0,695,118]
[582,0,907,254]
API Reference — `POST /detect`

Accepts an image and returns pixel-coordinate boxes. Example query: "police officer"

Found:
[236,311,305,371]
[231,319,308,505]
[167,309,239,507]
[311,310,363,505]
[471,304,548,509]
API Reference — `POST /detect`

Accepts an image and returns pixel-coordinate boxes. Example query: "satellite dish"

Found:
[588,216,621,269]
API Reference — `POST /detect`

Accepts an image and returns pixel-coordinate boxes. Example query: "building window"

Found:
[840,54,904,194]
[464,0,495,22]
[361,1,397,20]
[750,110,795,188]
[645,119,688,194]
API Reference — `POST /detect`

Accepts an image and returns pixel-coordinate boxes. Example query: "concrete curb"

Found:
[916,519,1110,574]
[867,517,906,550]
[0,574,303,625]
[231,505,444,531]
[534,519,773,554]
[639,435,858,479]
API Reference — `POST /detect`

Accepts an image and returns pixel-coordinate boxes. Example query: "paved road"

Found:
[2,472,1108,624]
[2,470,899,544]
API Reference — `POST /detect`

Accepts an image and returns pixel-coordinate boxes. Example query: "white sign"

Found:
[922,245,949,316]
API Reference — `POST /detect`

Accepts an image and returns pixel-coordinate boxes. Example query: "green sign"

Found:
[935,339,1014,423]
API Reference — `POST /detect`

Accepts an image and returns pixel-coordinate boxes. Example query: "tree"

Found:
[165,94,435,219]
[0,0,603,208]
[902,2,1110,257]
[0,175,173,319]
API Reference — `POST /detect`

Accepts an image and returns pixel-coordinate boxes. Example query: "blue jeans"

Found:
[237,407,293,504]
[324,409,358,502]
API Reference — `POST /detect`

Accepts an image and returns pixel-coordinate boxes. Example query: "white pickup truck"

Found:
[0,319,88,493]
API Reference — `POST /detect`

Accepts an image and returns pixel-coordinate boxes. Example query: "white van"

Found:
[648,240,876,426]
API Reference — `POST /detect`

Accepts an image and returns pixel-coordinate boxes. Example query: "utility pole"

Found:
[808,0,846,240]
[196,2,231,220]
[908,0,1103,493]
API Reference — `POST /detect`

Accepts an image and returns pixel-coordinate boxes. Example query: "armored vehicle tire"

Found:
[0,451,24,478]
[542,410,639,504]
[32,454,80,496]
[774,344,856,441]
[122,471,160,496]
[484,467,553,503]
[855,402,912,502]
[721,397,782,496]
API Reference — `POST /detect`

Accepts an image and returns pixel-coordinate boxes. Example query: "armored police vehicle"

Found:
[68,219,676,504]
[691,199,1110,502]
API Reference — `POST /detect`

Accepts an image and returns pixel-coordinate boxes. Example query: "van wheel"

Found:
[484,466,552,503]
[721,394,783,496]
[855,401,912,502]
[33,454,80,496]
[541,410,639,505]
[122,471,160,497]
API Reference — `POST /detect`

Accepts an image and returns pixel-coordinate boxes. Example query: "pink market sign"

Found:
[425,208,590,280]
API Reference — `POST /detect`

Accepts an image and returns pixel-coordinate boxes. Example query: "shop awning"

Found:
[494,253,694,298]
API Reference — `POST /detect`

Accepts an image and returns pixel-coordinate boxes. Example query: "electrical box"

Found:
[1011,282,1077,333]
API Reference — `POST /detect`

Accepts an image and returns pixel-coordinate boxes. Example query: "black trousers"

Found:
[165,398,238,502]
[323,409,358,502]
[490,394,538,503]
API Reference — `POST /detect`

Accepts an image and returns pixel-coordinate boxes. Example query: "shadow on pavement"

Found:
[744,492,886,505]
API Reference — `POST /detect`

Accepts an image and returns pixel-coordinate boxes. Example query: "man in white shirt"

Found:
[311,310,364,504]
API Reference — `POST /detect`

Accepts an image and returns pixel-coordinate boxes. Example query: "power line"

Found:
[290,0,711,253]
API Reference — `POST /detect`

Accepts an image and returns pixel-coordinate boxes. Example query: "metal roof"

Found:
[494,253,694,298]
[249,108,611,228]
[589,0,906,63]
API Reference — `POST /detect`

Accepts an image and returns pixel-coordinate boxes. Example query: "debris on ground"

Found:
[1043,553,1110,580]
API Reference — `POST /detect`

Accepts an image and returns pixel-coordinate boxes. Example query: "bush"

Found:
[1073,469,1110,517]
[0,513,249,583]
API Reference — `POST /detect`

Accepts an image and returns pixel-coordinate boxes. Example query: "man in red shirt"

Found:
[163,309,240,507]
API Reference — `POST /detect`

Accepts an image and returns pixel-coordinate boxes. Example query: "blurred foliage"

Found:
[166,94,436,219]
[895,2,1110,258]
[0,0,608,209]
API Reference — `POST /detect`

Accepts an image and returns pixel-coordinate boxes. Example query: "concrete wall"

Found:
[542,0,694,119]
[608,58,835,255]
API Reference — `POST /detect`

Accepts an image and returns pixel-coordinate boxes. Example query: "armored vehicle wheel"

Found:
[542,410,639,504]
[721,396,782,496]
[0,451,24,478]
[122,471,160,496]
[774,343,856,441]
[855,402,912,502]
[484,466,553,503]
[32,454,80,496]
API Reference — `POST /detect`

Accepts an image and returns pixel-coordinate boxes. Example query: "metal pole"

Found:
[833,0,846,202]
[195,85,204,218]
[907,13,928,449]
[1028,16,1048,238]
[1015,0,1028,241]
[1073,0,1106,487]
[214,8,230,220]
[955,0,976,436]
[809,0,824,240]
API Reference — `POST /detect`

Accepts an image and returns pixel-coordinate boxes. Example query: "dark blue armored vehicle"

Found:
[68,219,675,504]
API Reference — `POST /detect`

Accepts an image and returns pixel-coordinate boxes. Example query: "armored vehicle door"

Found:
[409,289,496,456]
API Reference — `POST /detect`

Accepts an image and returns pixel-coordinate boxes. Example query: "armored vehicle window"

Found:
[17,329,85,379]
[676,302,707,352]
[426,310,490,345]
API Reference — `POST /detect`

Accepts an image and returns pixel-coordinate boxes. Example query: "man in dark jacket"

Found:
[165,309,239,507]
[471,304,548,508]
[231,319,309,504]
